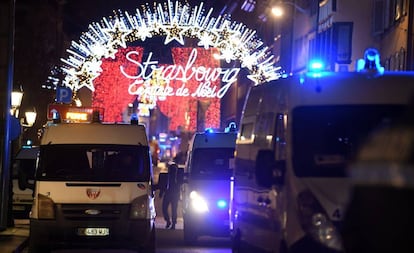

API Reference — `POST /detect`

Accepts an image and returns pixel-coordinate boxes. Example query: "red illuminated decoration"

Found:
[157,47,221,131]
[93,46,221,130]
[92,47,144,122]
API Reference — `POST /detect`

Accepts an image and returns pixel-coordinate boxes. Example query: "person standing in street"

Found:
[159,163,181,229]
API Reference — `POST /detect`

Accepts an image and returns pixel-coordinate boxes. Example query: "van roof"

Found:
[40,123,148,146]
[190,132,237,149]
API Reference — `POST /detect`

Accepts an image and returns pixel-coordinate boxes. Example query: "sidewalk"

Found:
[0,219,29,253]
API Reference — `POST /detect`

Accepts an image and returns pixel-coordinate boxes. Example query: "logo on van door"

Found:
[86,188,101,200]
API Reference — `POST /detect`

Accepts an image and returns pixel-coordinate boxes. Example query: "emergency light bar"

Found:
[356,48,384,74]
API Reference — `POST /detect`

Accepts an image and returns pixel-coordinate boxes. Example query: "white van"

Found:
[182,129,237,243]
[231,48,414,253]
[27,120,156,253]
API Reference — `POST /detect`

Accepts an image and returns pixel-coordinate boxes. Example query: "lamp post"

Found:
[21,109,37,147]
[270,0,314,73]
[0,0,16,231]
[271,0,321,72]
[271,0,308,16]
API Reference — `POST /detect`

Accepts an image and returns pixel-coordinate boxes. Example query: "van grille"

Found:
[57,204,129,221]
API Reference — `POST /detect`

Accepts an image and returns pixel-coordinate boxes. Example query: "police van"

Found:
[26,115,156,253]
[182,128,237,243]
[231,48,414,253]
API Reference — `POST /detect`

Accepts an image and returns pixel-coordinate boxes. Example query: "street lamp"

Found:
[269,0,311,74]
[10,90,23,117]
[271,0,308,18]
[24,109,37,127]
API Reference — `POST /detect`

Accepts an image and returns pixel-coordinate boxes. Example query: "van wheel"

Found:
[231,228,241,253]
[28,243,50,253]
[279,241,288,253]
[28,236,50,253]
[139,224,156,253]
[183,223,197,244]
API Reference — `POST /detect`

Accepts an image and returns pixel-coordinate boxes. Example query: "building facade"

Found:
[283,0,414,73]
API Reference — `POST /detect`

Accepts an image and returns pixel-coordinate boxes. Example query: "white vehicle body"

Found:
[231,59,414,252]
[182,131,237,243]
[29,122,155,253]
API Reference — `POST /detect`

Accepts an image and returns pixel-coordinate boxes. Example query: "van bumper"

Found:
[184,211,230,237]
[289,235,342,253]
[29,218,154,250]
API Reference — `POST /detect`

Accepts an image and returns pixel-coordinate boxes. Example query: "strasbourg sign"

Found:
[121,48,240,99]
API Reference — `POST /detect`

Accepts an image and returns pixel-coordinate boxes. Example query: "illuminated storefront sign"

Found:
[47,104,103,123]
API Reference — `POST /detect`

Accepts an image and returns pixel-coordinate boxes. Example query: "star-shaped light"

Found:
[102,20,131,49]
[128,25,153,42]
[219,46,237,63]
[241,52,259,69]
[161,19,189,45]
[102,42,119,59]
[214,22,238,45]
[197,30,218,49]
[247,67,269,85]
[73,64,99,91]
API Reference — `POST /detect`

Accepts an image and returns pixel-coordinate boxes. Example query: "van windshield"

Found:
[37,144,151,182]
[191,148,234,179]
[292,105,405,178]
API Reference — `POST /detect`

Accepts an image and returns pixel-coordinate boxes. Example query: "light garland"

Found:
[54,0,281,92]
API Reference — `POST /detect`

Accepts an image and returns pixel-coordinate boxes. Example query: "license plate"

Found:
[77,227,109,236]
[12,205,26,211]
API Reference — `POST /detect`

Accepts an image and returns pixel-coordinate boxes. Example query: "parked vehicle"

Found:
[23,114,156,253]
[12,145,38,219]
[341,97,414,253]
[231,48,414,253]
[182,129,237,243]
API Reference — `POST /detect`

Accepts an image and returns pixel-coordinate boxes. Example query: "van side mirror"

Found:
[255,150,286,188]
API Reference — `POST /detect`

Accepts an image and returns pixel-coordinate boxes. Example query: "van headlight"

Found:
[130,195,148,219]
[297,190,343,251]
[189,191,209,213]
[37,194,55,219]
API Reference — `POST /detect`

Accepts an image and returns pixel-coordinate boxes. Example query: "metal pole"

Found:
[406,0,414,70]
[0,0,15,231]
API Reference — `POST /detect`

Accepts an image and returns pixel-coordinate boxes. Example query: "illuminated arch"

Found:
[54,0,280,92]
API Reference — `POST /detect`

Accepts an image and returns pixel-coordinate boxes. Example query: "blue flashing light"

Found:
[130,112,138,121]
[217,199,227,209]
[205,128,214,133]
[357,48,384,75]
[225,122,237,132]
[299,76,305,84]
[130,112,138,125]
[309,59,324,72]
[356,59,366,72]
